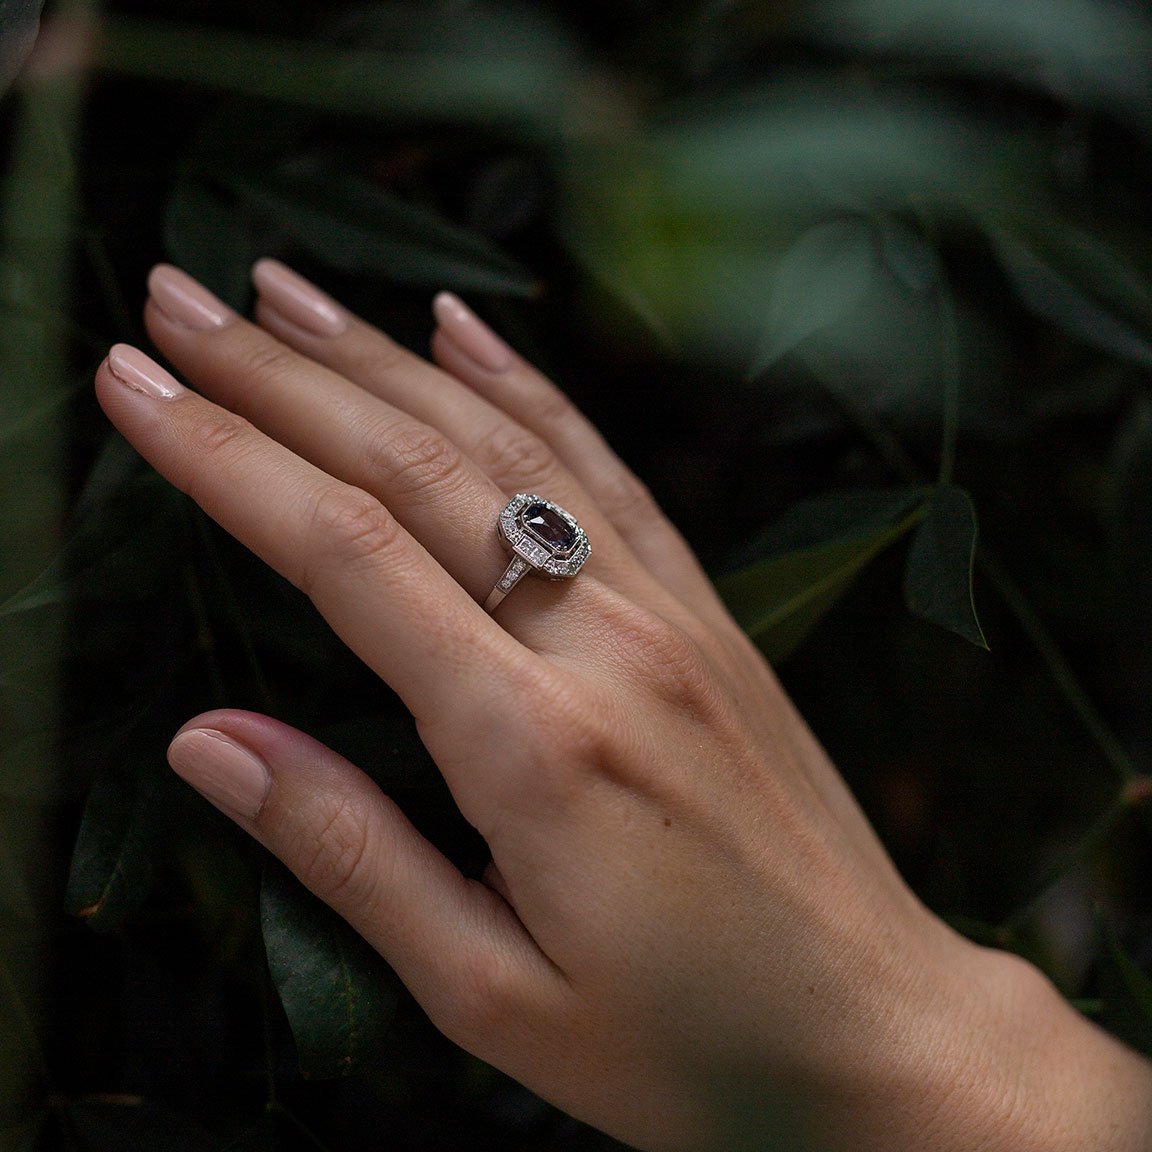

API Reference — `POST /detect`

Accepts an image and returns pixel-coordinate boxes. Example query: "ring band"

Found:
[483,494,591,612]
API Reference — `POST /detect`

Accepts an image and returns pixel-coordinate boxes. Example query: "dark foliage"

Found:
[2,0,1152,1148]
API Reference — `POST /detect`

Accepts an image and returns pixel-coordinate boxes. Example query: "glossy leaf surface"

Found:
[903,485,987,648]
[225,164,538,296]
[720,489,927,661]
[64,764,157,932]
[261,862,396,1078]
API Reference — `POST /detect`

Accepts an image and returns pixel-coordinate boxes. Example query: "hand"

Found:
[94,262,1152,1151]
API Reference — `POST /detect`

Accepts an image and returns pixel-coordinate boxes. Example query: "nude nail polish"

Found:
[432,291,514,373]
[106,344,184,400]
[252,259,347,338]
[167,728,272,820]
[148,264,233,330]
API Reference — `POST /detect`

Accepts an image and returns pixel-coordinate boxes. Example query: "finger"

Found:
[429,293,730,622]
[94,344,533,780]
[142,264,519,611]
[166,710,569,1065]
[243,259,727,623]
[145,265,672,640]
[246,261,678,607]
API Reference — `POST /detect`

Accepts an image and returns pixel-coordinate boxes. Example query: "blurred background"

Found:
[3,0,1152,1147]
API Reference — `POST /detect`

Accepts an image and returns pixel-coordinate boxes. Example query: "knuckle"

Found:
[469,421,557,489]
[429,944,524,1048]
[515,673,612,786]
[303,485,401,584]
[297,794,376,908]
[365,422,467,501]
[346,339,409,379]
[235,339,301,394]
[530,383,576,430]
[512,665,602,749]
[608,607,720,716]
[597,467,660,526]
[190,412,252,458]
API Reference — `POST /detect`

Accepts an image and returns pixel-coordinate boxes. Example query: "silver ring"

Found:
[483,494,591,612]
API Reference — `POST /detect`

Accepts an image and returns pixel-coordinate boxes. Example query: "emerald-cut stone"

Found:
[523,502,576,551]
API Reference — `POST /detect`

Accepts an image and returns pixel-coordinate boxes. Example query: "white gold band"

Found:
[483,494,591,614]
[483,556,531,612]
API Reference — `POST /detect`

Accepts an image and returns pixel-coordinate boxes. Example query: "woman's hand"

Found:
[94,262,1152,1151]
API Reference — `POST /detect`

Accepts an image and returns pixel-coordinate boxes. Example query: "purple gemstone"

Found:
[523,502,577,551]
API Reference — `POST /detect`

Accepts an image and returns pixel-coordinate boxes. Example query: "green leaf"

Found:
[1097,917,1152,1058]
[0,472,184,617]
[991,220,1152,368]
[64,764,158,932]
[224,162,538,296]
[750,217,882,376]
[100,11,578,141]
[261,862,396,1079]
[876,216,943,295]
[806,0,1152,125]
[719,489,927,662]
[728,487,927,563]
[656,85,1043,224]
[903,485,988,648]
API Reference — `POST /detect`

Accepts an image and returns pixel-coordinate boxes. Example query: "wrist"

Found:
[837,934,1152,1152]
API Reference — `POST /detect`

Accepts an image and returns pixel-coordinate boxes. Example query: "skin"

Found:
[94,262,1152,1151]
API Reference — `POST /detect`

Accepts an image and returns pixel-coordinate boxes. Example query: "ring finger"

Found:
[143,265,676,649]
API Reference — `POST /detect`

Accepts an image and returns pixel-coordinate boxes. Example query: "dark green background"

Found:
[3,0,1152,1147]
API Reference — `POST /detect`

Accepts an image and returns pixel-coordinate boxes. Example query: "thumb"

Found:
[166,709,554,1052]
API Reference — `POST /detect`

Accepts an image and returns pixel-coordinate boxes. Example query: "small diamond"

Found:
[499,558,529,589]
[515,540,547,565]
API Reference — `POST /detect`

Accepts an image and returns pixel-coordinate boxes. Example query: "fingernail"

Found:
[168,729,272,820]
[106,344,185,400]
[148,264,233,331]
[432,291,514,373]
[252,259,347,338]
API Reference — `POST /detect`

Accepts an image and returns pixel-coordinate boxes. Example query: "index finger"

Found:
[95,343,534,746]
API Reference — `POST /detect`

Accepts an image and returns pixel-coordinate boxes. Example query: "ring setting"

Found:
[483,494,591,612]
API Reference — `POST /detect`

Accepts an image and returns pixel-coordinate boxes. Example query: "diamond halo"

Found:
[484,494,591,612]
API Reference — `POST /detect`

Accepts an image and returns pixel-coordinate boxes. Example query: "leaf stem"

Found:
[821,375,923,484]
[977,549,1139,785]
[936,285,961,487]
[825,376,1141,788]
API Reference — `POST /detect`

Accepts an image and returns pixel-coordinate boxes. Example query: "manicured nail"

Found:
[167,729,272,820]
[252,259,347,338]
[432,291,514,373]
[148,264,233,330]
[106,344,184,400]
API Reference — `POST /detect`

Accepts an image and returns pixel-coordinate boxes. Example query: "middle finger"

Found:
[143,265,666,646]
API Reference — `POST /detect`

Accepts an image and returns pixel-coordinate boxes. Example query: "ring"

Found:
[483,493,591,612]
